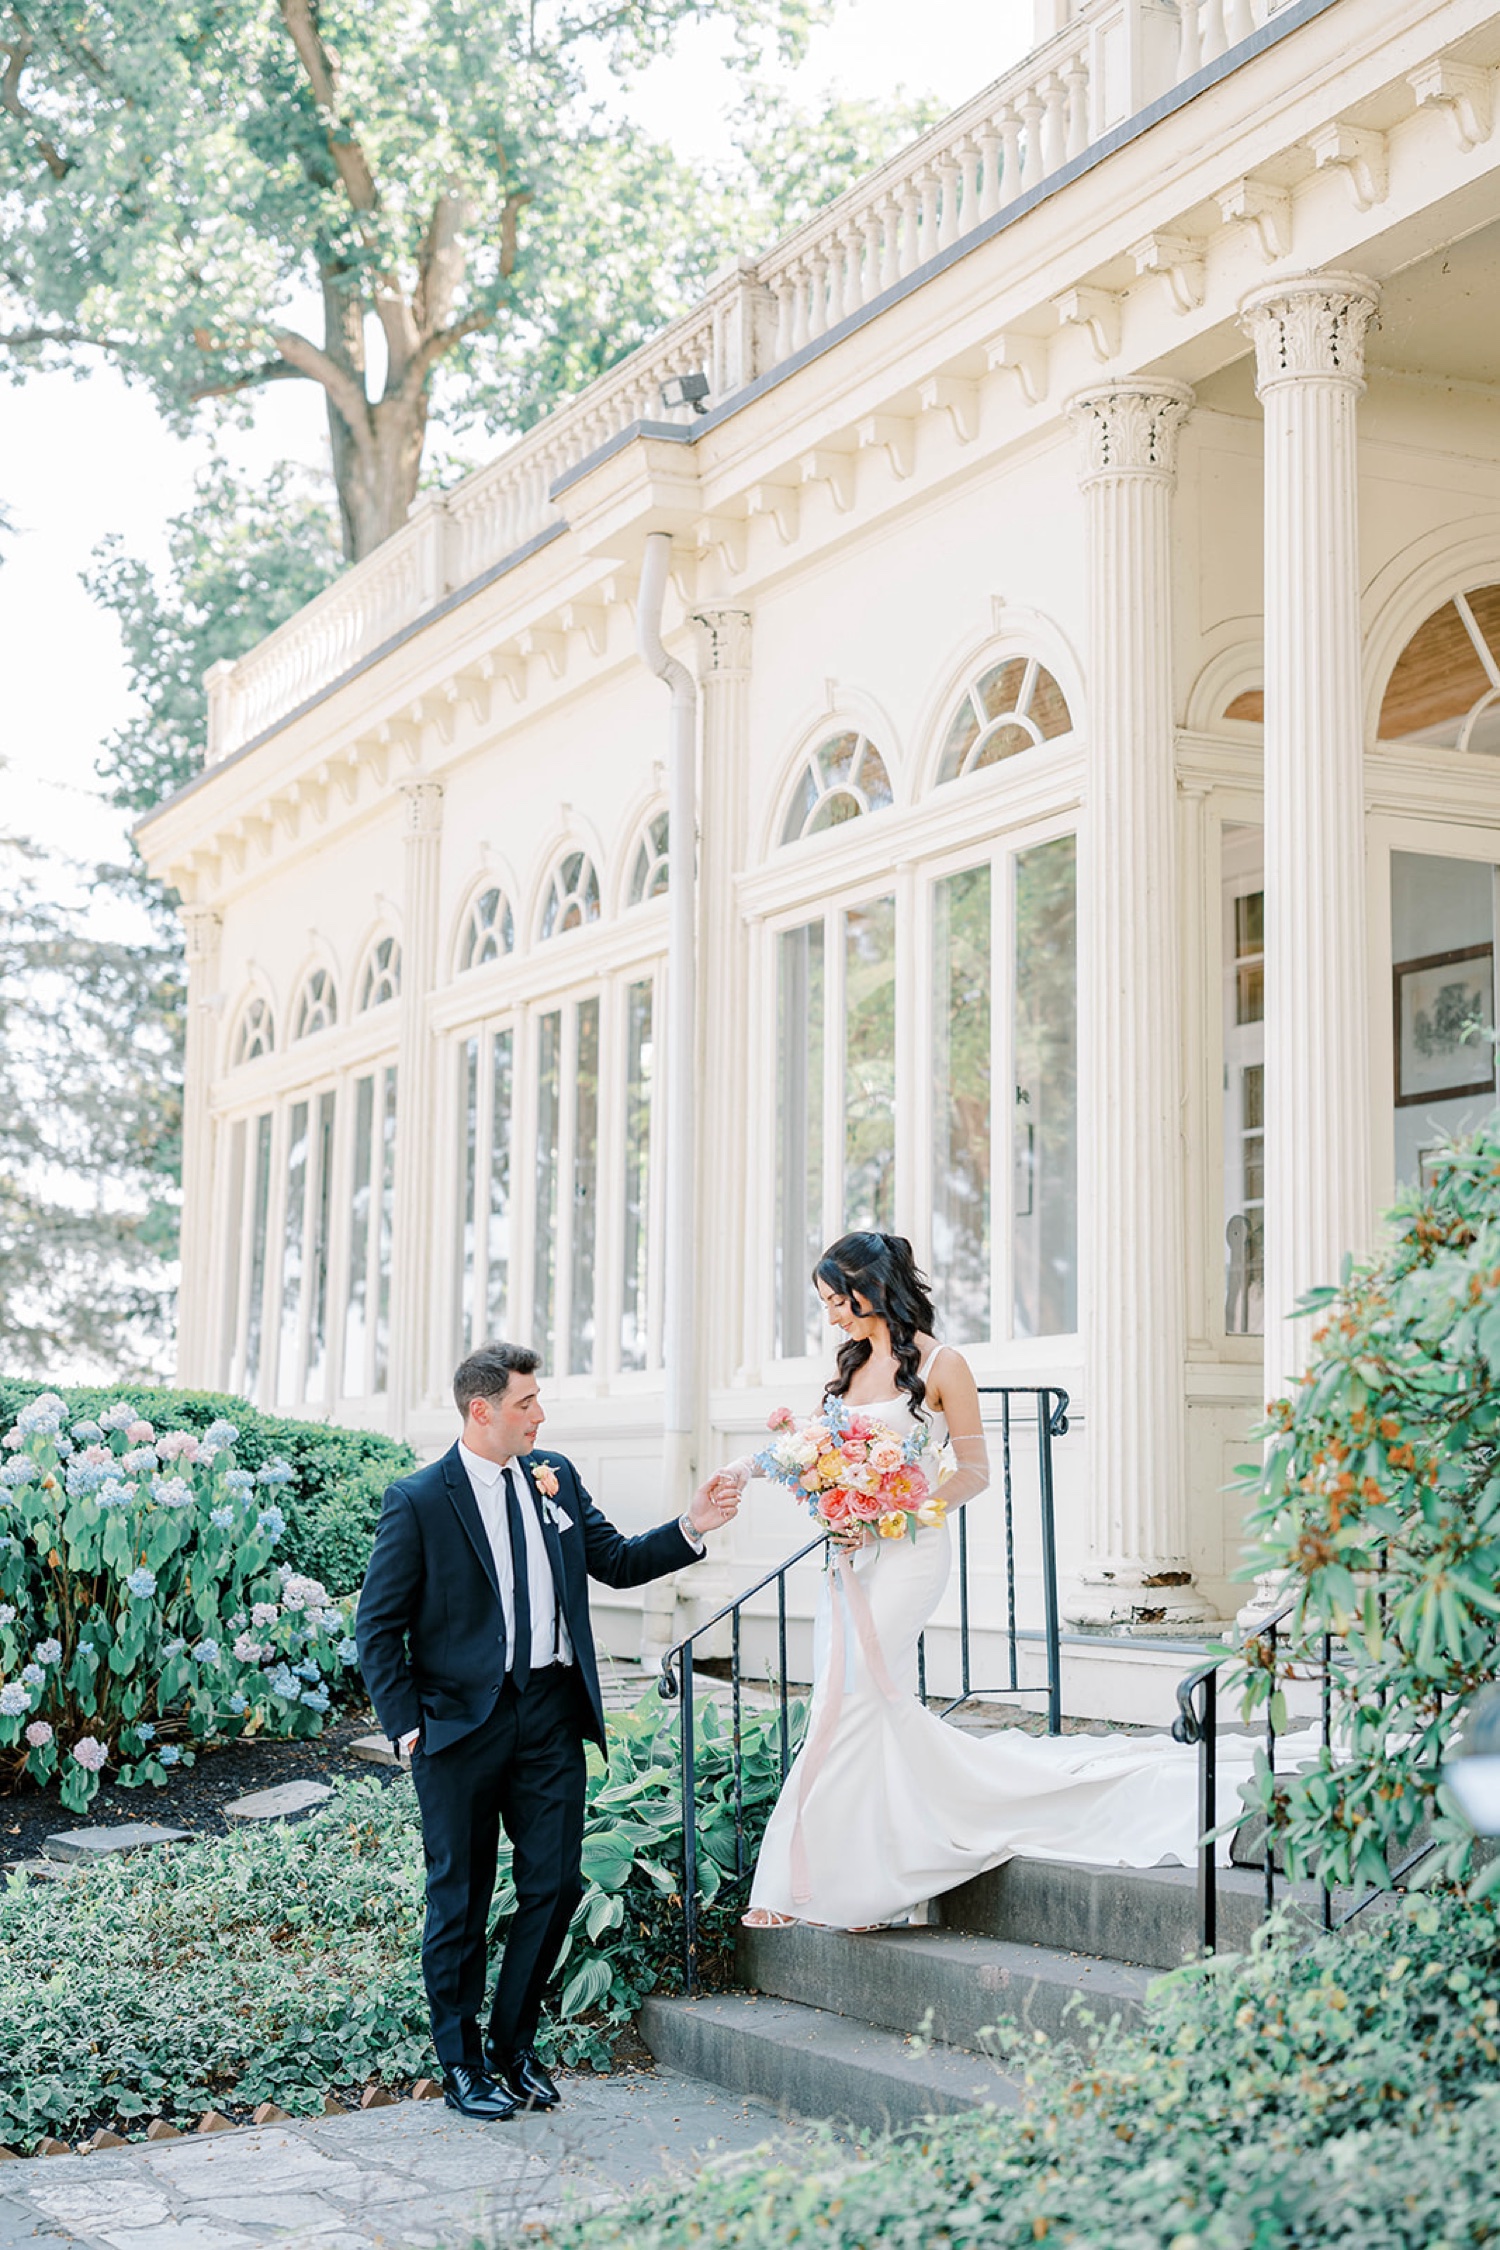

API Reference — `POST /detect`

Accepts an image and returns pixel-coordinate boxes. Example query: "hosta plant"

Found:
[0,1391,358,1811]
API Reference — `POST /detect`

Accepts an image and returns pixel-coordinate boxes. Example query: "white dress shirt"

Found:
[457,1441,573,1671]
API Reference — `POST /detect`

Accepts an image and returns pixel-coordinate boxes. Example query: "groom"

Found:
[356,1340,738,2120]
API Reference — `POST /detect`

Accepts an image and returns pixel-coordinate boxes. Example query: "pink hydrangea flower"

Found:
[70,1736,107,1772]
[25,1720,52,1748]
[125,1422,155,1445]
[251,1602,279,1629]
[233,1635,265,1663]
[156,1431,200,1463]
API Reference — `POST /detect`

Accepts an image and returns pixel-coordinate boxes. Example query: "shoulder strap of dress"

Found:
[918,1341,947,1380]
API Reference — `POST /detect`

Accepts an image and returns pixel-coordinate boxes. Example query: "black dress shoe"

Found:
[486,2043,560,2108]
[441,2064,520,2121]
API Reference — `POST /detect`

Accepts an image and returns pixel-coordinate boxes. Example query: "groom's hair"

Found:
[454,1341,541,1415]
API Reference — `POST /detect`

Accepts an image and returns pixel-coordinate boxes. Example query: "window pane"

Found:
[458,1037,480,1352]
[533,1011,561,1364]
[221,1119,246,1388]
[569,998,600,1375]
[243,1113,273,1394]
[344,1074,374,1395]
[844,896,897,1232]
[777,922,825,1356]
[621,979,653,1371]
[305,1090,336,1398]
[932,866,992,1344]
[486,1029,513,1337]
[277,1100,310,1402]
[374,1067,396,1393]
[1013,838,1078,1337]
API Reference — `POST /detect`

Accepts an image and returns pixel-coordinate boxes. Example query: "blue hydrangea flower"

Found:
[15,1394,65,1437]
[71,1421,103,1443]
[134,1721,156,1742]
[336,1636,358,1665]
[295,1659,321,1682]
[77,1639,94,1657]
[209,1505,234,1530]
[158,1744,181,1766]
[0,1682,30,1715]
[96,1479,135,1509]
[223,1469,255,1496]
[257,1507,286,1544]
[202,1420,239,1450]
[19,1664,43,1689]
[191,1638,221,1668]
[256,1459,294,1488]
[300,1686,330,1714]
[161,1637,186,1660]
[0,1458,37,1489]
[228,1692,247,1715]
[126,1568,157,1599]
[33,1639,61,1667]
[66,1460,111,1498]
[122,1448,159,1476]
[151,1476,193,1510]
[267,1663,299,1700]
[99,1402,139,1432]
[0,1606,14,1627]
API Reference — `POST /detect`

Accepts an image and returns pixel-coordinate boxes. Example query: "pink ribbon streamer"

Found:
[789,1549,903,1906]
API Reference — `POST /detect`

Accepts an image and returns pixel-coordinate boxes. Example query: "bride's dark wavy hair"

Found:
[815,1232,938,1422]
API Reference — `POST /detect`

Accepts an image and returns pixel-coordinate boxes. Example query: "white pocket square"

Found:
[542,1497,573,1532]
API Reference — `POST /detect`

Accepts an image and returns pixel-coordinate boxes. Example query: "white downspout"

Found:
[636,532,698,1511]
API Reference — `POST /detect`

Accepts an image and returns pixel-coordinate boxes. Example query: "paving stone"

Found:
[140,2130,362,2197]
[44,1825,191,1863]
[26,2181,171,2228]
[348,1735,404,1769]
[100,2222,257,2250]
[7,1857,72,1881]
[221,1779,333,1824]
[174,2191,344,2231]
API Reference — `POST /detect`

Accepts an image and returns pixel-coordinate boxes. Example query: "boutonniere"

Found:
[530,1459,560,1499]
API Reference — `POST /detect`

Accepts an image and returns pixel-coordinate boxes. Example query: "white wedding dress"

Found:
[746,1368,1259,1930]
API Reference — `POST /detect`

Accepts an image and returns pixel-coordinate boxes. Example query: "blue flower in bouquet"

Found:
[209,1505,234,1529]
[99,1401,139,1433]
[96,1479,134,1509]
[18,1665,43,1689]
[134,1722,156,1742]
[126,1567,157,1599]
[228,1692,247,1714]
[34,1639,61,1668]
[158,1745,181,1766]
[337,1636,358,1665]
[257,1460,294,1488]
[300,1686,330,1713]
[0,1459,37,1489]
[201,1420,239,1451]
[0,1682,30,1716]
[257,1507,286,1544]
[191,1638,221,1668]
[267,1662,299,1700]
[150,1475,193,1510]
[161,1637,186,1660]
[223,1469,255,1495]
[71,1421,103,1444]
[15,1395,65,1438]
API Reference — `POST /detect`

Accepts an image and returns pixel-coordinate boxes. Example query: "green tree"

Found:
[0,0,828,558]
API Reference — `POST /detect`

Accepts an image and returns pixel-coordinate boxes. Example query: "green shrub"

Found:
[0,1391,358,1810]
[0,1380,414,1595]
[0,1692,801,2145]
[1223,1114,1500,1897]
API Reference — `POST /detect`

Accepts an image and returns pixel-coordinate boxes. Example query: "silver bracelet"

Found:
[678,1511,705,1549]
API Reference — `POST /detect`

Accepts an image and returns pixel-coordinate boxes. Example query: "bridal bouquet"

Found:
[753,1398,945,1541]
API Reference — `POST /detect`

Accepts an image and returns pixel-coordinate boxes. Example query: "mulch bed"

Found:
[1,1710,403,1865]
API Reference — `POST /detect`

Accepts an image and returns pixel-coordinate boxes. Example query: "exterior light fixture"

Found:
[660,371,710,415]
[1444,1683,1500,1835]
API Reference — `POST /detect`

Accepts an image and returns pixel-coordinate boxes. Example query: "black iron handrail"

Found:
[1172,1597,1437,1951]
[658,1384,1069,1991]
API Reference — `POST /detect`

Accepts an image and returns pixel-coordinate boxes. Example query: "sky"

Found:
[0,0,1035,904]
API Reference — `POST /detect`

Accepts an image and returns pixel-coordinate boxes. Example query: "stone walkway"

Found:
[0,2074,806,2250]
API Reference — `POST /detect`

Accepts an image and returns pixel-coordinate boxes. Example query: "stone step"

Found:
[737,1921,1151,2048]
[640,1992,1018,2133]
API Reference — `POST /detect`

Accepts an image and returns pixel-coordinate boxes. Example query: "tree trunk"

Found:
[328,387,431,562]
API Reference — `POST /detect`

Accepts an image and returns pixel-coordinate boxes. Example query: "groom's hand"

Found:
[687,1477,741,1536]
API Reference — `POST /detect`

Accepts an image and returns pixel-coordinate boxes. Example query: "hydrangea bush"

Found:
[0,1392,358,1811]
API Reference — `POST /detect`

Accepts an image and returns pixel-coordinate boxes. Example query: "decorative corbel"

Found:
[454,657,495,726]
[494,648,530,704]
[517,625,566,679]
[1216,177,1292,262]
[917,376,980,443]
[1131,232,1206,313]
[560,602,608,658]
[798,449,857,512]
[1054,286,1122,361]
[855,414,916,480]
[746,481,801,544]
[1306,122,1387,212]
[1407,58,1494,153]
[695,515,748,574]
[984,331,1048,404]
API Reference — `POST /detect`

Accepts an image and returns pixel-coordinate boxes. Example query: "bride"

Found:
[710,1231,1252,1934]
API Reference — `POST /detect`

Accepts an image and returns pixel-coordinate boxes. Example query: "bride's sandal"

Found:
[741,1908,798,1929]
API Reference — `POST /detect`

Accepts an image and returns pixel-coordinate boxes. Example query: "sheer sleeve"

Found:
[935,1430,989,1512]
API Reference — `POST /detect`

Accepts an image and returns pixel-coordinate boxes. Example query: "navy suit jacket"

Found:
[354,1443,700,1754]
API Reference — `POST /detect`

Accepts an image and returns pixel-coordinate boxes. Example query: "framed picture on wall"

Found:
[1393,943,1497,1108]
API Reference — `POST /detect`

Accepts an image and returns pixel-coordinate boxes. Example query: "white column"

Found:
[389,777,444,1435]
[1241,274,1379,1408]
[176,904,222,1385]
[1068,380,1213,1630]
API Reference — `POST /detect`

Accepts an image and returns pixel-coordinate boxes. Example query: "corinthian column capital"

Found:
[398,776,445,838]
[1068,380,1193,485]
[1239,271,1380,394]
[179,905,222,969]
[692,608,752,677]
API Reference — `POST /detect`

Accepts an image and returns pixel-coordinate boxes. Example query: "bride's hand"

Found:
[828,1523,872,1554]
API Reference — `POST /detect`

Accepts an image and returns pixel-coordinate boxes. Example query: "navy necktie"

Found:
[503,1466,532,1693]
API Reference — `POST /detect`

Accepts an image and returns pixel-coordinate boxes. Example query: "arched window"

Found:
[780,732,894,844]
[459,886,514,971]
[1378,585,1500,755]
[540,852,601,939]
[231,995,274,1066]
[293,968,337,1040]
[629,813,670,905]
[359,936,401,1010]
[937,658,1072,782]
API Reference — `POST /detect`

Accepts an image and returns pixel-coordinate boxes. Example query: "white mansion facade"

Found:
[140,0,1500,1680]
